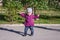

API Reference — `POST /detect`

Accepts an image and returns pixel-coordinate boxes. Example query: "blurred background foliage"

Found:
[0,0,60,24]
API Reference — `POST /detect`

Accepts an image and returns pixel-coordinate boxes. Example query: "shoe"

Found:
[29,34,33,36]
[22,34,27,36]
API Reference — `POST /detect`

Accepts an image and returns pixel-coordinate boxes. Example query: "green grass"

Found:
[0,18,60,24]
[35,18,60,24]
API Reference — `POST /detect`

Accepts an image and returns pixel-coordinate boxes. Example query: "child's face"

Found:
[27,12,32,15]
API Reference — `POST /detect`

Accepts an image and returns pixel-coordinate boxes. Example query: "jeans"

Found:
[24,26,34,35]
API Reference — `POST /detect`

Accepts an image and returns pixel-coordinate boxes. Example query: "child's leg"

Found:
[24,26,28,36]
[30,27,34,35]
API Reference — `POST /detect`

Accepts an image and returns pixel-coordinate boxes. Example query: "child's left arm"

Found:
[34,14,40,19]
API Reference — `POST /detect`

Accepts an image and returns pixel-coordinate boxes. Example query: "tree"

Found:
[3,0,23,22]
[48,0,60,10]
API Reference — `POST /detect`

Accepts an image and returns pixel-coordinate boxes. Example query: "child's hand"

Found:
[37,14,40,17]
[19,11,25,14]
[36,14,40,20]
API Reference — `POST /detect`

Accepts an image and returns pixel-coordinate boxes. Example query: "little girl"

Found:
[19,8,39,36]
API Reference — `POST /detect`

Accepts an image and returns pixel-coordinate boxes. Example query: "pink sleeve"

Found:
[34,15,39,19]
[20,13,25,18]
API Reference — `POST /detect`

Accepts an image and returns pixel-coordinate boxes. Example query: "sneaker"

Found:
[29,34,33,36]
[22,34,27,36]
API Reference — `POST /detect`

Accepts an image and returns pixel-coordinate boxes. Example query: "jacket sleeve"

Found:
[20,13,25,18]
[33,15,39,19]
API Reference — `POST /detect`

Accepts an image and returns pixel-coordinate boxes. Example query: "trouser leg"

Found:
[30,27,34,35]
[24,27,28,35]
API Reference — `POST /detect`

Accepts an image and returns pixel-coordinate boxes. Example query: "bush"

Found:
[3,0,23,22]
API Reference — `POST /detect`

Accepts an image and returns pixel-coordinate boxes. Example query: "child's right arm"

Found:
[19,12,25,18]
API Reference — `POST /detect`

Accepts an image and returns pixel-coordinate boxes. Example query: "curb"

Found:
[0,24,60,27]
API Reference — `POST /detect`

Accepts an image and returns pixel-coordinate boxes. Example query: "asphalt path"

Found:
[0,24,60,40]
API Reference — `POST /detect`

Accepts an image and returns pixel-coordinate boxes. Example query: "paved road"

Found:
[0,24,60,40]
